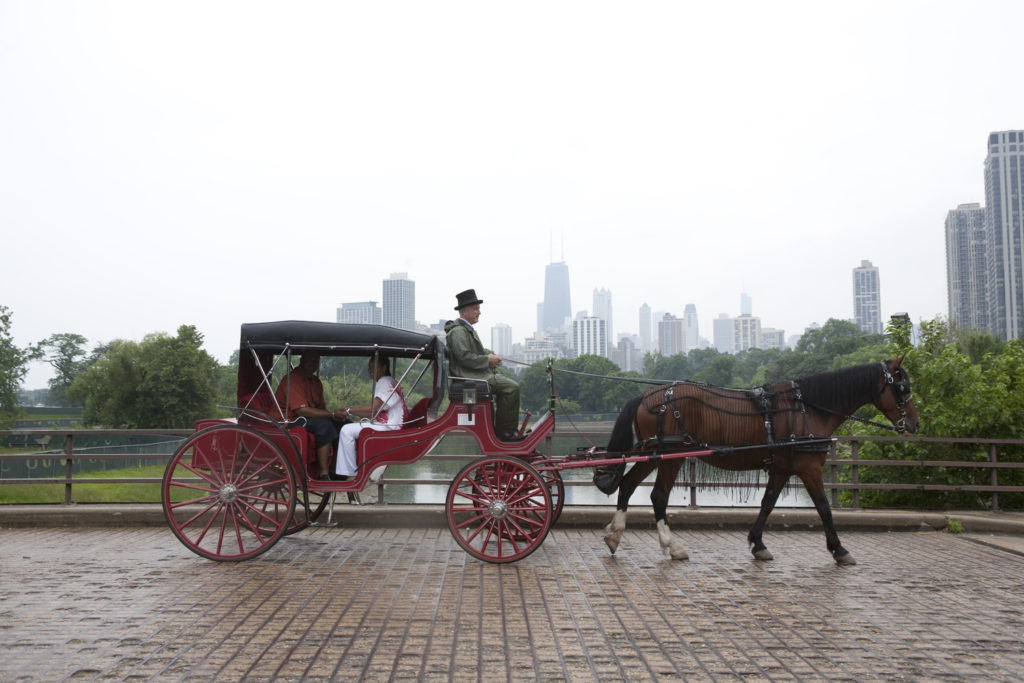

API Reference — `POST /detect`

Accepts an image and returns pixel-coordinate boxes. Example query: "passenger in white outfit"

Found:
[334,356,408,478]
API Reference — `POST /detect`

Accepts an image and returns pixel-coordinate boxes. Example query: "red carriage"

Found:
[163,321,920,566]
[161,320,563,563]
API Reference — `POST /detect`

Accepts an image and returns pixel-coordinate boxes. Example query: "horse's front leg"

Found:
[748,466,788,561]
[603,461,656,554]
[652,462,688,560]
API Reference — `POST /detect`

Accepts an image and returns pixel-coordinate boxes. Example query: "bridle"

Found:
[879,361,913,434]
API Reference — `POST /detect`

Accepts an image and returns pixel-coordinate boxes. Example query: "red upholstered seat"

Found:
[405,398,429,429]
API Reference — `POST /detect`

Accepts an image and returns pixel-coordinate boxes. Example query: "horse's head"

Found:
[873,357,920,434]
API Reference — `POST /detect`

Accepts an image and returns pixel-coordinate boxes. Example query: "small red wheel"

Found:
[284,488,332,535]
[445,455,553,563]
[162,424,296,561]
[542,468,565,525]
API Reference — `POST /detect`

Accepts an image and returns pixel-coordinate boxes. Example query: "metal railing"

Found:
[3,429,1024,510]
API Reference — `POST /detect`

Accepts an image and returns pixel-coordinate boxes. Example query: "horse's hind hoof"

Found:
[834,552,857,566]
[752,548,774,561]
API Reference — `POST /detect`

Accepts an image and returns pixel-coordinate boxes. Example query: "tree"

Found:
[29,333,89,407]
[0,305,30,422]
[69,325,219,428]
[848,316,1024,510]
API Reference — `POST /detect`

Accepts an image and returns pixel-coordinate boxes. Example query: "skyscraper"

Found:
[491,323,512,357]
[945,203,988,331]
[984,130,1024,340]
[740,292,752,316]
[592,288,613,343]
[852,260,882,334]
[639,303,652,353]
[382,273,415,330]
[683,303,699,351]
[542,261,572,333]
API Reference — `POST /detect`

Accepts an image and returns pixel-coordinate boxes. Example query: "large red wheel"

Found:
[162,424,296,561]
[445,455,553,563]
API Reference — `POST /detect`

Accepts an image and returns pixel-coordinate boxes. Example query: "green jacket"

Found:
[444,319,494,380]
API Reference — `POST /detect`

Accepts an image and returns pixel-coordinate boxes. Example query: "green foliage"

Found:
[68,325,219,428]
[0,305,30,424]
[848,317,1024,510]
[29,333,89,407]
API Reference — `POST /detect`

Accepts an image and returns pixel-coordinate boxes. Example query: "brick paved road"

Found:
[2,525,1023,681]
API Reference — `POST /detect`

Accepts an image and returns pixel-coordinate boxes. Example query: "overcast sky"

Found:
[3,1,1021,389]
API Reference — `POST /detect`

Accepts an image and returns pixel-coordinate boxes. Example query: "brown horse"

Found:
[599,357,919,565]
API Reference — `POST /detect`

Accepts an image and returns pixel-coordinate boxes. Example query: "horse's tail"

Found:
[608,394,643,453]
[593,394,645,495]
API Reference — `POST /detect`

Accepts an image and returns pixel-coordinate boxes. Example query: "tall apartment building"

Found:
[657,314,684,356]
[852,260,882,334]
[337,301,382,324]
[573,316,607,357]
[984,130,1024,340]
[542,261,572,334]
[382,273,415,330]
[592,288,613,343]
[945,203,988,331]
[733,314,761,352]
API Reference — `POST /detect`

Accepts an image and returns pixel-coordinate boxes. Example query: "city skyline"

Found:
[6,3,1019,389]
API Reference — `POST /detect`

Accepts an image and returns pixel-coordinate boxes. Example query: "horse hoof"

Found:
[603,535,620,554]
[835,552,857,566]
[752,548,774,561]
[670,548,689,561]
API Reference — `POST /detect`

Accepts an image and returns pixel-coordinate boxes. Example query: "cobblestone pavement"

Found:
[2,525,1023,681]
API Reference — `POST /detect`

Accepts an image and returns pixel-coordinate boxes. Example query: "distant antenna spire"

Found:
[561,232,565,262]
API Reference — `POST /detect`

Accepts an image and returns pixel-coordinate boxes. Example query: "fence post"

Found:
[63,433,74,505]
[688,459,698,508]
[990,444,999,513]
[829,440,838,507]
[851,439,860,509]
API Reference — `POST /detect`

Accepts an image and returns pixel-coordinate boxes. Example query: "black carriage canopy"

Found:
[236,321,447,420]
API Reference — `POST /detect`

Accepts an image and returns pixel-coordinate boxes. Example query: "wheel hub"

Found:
[489,500,508,520]
[219,484,239,504]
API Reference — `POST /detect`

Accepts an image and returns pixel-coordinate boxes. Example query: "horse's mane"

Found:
[787,363,881,413]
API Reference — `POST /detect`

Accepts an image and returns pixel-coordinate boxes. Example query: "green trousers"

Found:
[489,374,521,434]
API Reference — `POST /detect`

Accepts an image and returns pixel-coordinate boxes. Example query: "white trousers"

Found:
[335,421,397,477]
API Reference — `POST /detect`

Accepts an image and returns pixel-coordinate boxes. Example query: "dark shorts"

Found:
[304,417,340,448]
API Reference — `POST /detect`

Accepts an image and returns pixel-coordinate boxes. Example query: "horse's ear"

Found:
[891,355,904,369]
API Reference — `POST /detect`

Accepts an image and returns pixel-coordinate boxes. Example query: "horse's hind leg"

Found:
[603,461,656,554]
[652,462,688,560]
[748,467,789,561]
[797,464,856,565]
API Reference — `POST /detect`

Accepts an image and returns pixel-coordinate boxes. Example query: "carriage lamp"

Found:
[457,384,477,427]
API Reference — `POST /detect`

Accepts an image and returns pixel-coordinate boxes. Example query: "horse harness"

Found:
[638,381,824,468]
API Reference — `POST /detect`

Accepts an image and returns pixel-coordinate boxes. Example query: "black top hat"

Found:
[454,289,484,310]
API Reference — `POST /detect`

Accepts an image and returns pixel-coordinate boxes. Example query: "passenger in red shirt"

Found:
[274,353,344,479]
